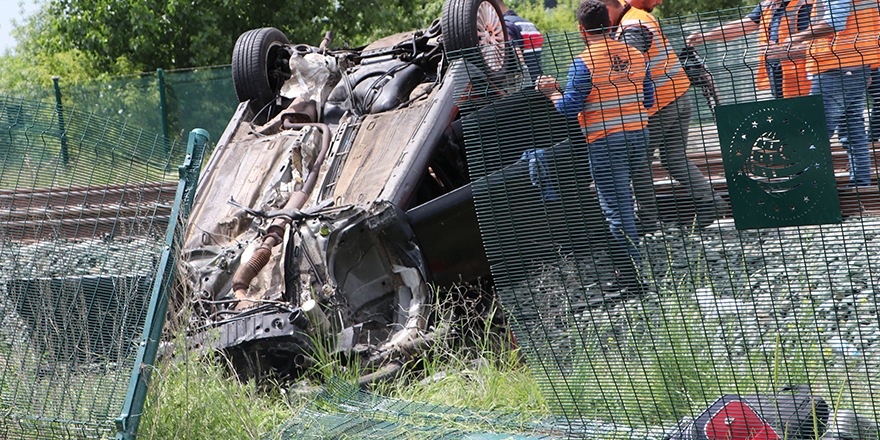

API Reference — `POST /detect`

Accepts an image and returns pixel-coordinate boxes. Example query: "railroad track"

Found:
[4,143,875,244]
[651,144,880,223]
[0,181,178,242]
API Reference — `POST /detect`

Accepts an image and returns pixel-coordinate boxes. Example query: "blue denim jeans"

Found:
[811,67,873,186]
[588,129,649,266]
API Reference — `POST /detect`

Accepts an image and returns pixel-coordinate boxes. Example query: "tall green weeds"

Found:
[138,342,301,440]
[140,284,549,438]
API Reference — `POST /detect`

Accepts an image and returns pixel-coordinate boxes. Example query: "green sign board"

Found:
[716,95,841,229]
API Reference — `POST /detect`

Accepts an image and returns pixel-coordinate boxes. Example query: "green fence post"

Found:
[52,76,69,165]
[114,128,210,440]
[158,68,170,150]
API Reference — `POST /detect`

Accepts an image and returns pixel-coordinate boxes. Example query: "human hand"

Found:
[762,42,789,60]
[535,75,560,98]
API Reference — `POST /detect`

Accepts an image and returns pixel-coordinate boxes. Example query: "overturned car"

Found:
[181,0,639,384]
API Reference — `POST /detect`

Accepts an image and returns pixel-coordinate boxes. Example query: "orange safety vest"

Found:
[576,36,650,143]
[617,3,690,113]
[806,0,880,75]
[756,0,813,97]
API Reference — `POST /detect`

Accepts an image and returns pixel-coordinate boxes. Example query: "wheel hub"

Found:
[476,1,505,72]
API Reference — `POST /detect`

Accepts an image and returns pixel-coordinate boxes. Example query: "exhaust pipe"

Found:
[231,122,332,301]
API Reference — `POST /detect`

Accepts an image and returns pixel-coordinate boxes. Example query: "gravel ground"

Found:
[509,215,880,432]
[643,217,880,363]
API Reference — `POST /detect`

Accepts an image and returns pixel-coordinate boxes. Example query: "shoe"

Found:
[593,273,646,301]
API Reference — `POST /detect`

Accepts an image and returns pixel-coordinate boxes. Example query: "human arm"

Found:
[686,17,761,46]
[535,58,592,119]
[788,0,849,44]
[770,0,845,60]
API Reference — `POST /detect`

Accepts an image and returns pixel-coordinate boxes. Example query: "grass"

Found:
[137,348,297,440]
[138,220,880,439]
[388,303,548,415]
[138,290,551,440]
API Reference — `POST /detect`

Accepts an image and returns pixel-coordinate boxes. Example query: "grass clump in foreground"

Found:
[137,347,298,440]
[388,300,548,416]
[139,286,549,439]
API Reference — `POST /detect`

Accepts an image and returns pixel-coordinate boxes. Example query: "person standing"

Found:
[535,0,653,269]
[616,0,727,231]
[499,0,545,82]
[783,0,880,187]
[686,0,814,100]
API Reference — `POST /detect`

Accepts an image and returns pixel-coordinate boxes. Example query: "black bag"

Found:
[665,386,829,440]
[744,385,829,440]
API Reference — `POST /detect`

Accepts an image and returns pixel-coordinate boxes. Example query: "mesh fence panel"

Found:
[60,67,236,145]
[164,67,238,142]
[0,96,207,439]
[61,73,164,138]
[6,4,879,438]
[260,5,880,439]
[446,4,880,439]
[1,66,236,145]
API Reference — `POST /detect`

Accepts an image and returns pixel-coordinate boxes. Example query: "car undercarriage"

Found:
[180,0,638,385]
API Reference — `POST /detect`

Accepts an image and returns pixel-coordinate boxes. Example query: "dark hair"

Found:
[576,0,611,32]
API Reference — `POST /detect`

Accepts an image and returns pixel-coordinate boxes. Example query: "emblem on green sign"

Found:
[716,95,841,229]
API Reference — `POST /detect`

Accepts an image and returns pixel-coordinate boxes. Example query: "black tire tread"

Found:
[441,0,507,73]
[442,0,479,53]
[232,28,290,110]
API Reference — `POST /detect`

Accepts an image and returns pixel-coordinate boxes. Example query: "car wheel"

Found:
[232,27,291,115]
[442,0,508,74]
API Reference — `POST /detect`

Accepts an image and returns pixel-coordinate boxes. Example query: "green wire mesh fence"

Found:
[254,4,880,439]
[3,66,236,145]
[0,96,208,439]
[442,3,880,439]
[7,2,879,438]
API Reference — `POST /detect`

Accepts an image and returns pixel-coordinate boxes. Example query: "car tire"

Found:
[441,0,508,74]
[232,27,291,115]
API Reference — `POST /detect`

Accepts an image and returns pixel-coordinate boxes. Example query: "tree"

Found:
[36,0,439,72]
